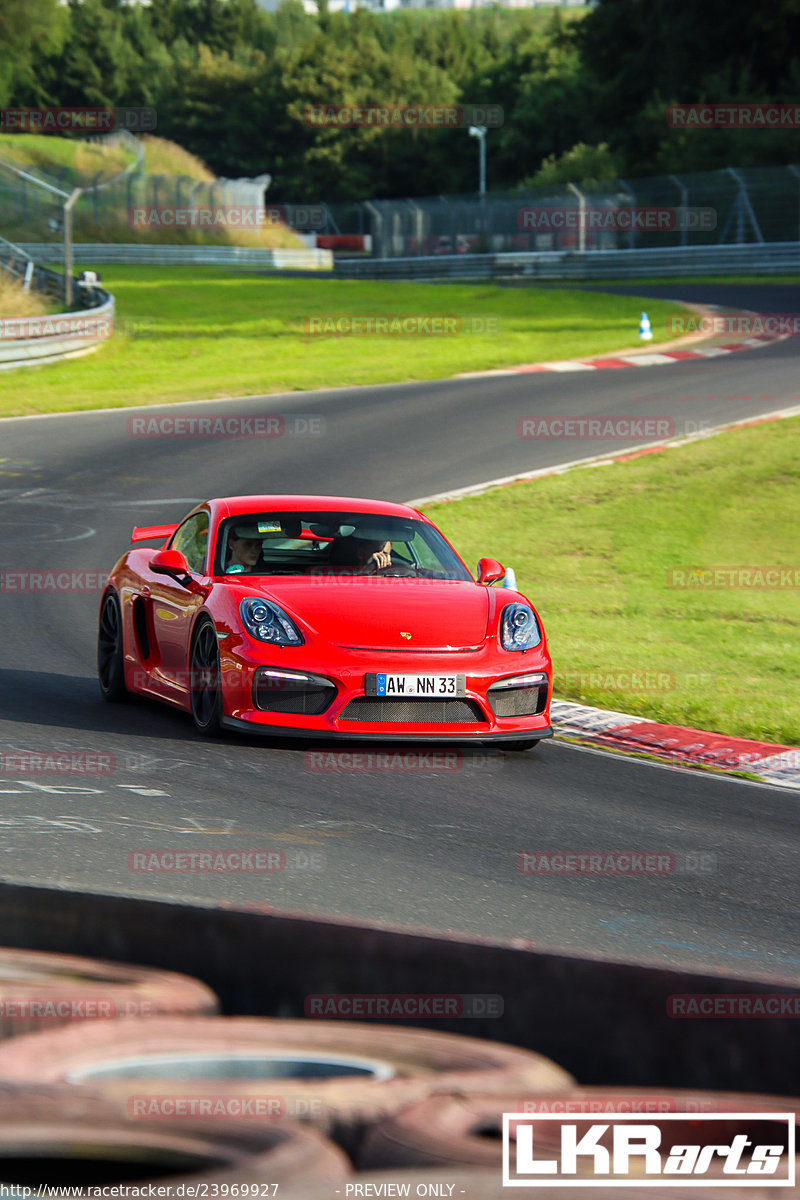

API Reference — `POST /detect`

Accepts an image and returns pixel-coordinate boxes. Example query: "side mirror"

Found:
[150,548,190,580]
[477,557,505,585]
[150,549,209,596]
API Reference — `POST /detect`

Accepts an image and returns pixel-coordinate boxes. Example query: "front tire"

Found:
[502,740,540,753]
[97,592,127,702]
[190,617,223,736]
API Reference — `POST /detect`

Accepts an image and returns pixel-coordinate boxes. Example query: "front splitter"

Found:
[220,716,553,745]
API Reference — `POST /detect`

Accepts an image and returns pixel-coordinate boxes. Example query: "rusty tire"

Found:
[0,1081,349,1189]
[0,1016,573,1154]
[358,1086,800,1172]
[0,947,219,1040]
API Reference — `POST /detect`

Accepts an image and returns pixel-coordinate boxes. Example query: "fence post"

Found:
[618,178,637,250]
[669,174,689,247]
[63,188,82,308]
[90,171,103,224]
[725,168,764,243]
[364,201,382,258]
[566,182,586,253]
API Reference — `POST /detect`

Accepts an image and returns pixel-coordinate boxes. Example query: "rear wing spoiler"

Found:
[131,524,178,544]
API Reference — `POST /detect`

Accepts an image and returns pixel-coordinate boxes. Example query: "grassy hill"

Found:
[0,133,135,184]
[0,134,301,248]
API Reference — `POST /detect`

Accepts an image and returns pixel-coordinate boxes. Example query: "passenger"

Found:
[226,529,265,573]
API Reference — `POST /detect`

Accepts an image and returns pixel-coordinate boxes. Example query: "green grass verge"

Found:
[423,417,800,746]
[0,269,684,417]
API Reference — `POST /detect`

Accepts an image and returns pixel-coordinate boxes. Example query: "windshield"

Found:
[214,511,472,580]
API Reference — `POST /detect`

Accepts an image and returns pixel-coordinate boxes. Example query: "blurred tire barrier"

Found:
[0,1081,349,1191]
[0,290,114,370]
[0,947,219,1039]
[358,1087,800,1174]
[4,883,797,1096]
[0,1017,573,1155]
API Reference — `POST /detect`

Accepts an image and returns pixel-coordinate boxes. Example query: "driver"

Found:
[226,528,265,573]
[356,539,392,574]
[328,536,393,574]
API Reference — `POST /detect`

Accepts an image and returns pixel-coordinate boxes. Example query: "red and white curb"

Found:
[550,700,800,789]
[456,302,784,379]
[458,335,780,378]
[521,333,779,373]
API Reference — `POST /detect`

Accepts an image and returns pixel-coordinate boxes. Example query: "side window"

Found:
[171,512,210,574]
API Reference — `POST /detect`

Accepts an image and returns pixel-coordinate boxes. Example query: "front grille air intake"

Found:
[339,698,486,724]
[254,668,337,715]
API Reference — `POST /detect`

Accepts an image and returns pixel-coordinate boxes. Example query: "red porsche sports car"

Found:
[98,496,552,749]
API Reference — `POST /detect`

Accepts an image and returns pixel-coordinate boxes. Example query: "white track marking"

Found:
[406,403,800,506]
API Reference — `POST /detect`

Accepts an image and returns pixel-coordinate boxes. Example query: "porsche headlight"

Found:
[500,603,541,651]
[240,598,304,646]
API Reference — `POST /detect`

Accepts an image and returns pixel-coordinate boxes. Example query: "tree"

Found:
[0,0,66,106]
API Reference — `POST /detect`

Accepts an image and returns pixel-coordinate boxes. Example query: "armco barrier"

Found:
[16,243,333,270]
[0,882,797,1095]
[335,240,800,282]
[11,240,794,279]
[0,290,114,370]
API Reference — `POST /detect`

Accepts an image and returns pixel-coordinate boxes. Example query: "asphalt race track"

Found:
[0,283,798,982]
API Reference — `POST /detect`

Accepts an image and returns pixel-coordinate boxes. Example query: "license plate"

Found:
[366,673,466,698]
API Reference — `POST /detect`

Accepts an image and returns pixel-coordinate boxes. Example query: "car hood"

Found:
[248,577,491,651]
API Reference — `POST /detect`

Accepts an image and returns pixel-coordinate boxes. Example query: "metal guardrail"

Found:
[12,239,791,280]
[0,291,114,370]
[0,236,72,303]
[0,246,114,370]
[335,241,800,281]
[16,243,333,270]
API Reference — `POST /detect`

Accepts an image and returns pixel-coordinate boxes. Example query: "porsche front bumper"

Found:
[219,644,553,742]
